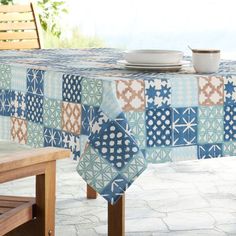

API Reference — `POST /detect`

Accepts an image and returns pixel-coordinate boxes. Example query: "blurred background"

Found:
[2,0,236,59]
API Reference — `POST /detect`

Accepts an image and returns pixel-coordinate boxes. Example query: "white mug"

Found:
[192,49,220,74]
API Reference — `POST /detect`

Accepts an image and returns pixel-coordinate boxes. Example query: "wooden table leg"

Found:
[87,184,97,199]
[108,195,125,236]
[35,161,56,236]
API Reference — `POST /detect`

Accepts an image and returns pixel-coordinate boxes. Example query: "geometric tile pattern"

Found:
[2,48,236,205]
[81,78,103,106]
[116,80,145,111]
[125,111,146,149]
[198,106,223,143]
[145,79,171,109]
[198,76,224,106]
[146,108,172,147]
[77,145,117,192]
[171,76,198,107]
[11,91,26,119]
[224,75,236,105]
[0,64,11,89]
[43,98,61,129]
[224,105,236,141]
[198,143,223,159]
[27,121,44,148]
[61,102,81,134]
[145,147,172,163]
[173,107,198,146]
[10,117,27,144]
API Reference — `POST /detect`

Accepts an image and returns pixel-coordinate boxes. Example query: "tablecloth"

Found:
[0,48,236,204]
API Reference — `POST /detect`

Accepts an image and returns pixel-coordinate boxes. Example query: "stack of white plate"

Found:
[118,49,189,72]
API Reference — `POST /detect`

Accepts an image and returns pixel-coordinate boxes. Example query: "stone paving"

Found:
[1,157,236,235]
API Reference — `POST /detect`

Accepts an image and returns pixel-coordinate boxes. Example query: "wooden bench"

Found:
[0,146,70,236]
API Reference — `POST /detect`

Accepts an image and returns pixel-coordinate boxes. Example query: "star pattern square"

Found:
[62,74,82,103]
[199,76,224,105]
[0,89,12,116]
[173,107,198,146]
[44,127,62,147]
[26,93,43,124]
[146,108,172,147]
[116,80,145,111]
[11,91,26,119]
[61,101,81,134]
[145,79,171,109]
[198,106,223,143]
[198,143,222,159]
[11,117,27,144]
[81,104,99,136]
[100,174,131,205]
[27,69,44,95]
[224,75,236,105]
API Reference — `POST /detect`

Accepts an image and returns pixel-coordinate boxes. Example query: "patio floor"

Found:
[1,157,236,236]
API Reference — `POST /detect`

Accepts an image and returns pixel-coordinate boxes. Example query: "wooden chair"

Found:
[0,147,70,236]
[0,3,42,50]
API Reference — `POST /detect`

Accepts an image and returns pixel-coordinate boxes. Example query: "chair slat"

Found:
[0,22,36,30]
[0,31,38,40]
[0,40,40,50]
[0,5,31,13]
[0,12,34,21]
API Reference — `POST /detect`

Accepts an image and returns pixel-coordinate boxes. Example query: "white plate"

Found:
[117,60,189,67]
[123,64,182,72]
[123,49,183,64]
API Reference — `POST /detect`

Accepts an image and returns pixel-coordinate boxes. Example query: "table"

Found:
[0,48,236,204]
[0,141,69,236]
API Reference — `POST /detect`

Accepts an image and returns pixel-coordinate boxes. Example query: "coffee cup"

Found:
[192,49,220,74]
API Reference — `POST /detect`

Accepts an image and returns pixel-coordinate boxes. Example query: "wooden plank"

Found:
[0,147,70,174]
[0,22,36,30]
[0,196,34,202]
[0,31,37,40]
[0,12,34,21]
[0,40,40,50]
[0,5,31,13]
[0,200,23,208]
[87,184,98,199]
[108,195,125,236]
[0,200,35,235]
[0,207,11,214]
[31,2,43,48]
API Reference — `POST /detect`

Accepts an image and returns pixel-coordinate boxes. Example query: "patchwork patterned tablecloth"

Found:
[1,48,236,204]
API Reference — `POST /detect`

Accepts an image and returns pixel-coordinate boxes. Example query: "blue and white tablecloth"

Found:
[0,48,236,204]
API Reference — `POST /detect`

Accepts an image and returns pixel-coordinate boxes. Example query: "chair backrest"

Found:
[0,3,42,50]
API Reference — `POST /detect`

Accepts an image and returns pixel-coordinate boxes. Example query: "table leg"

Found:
[87,184,97,199]
[35,161,56,236]
[108,195,125,236]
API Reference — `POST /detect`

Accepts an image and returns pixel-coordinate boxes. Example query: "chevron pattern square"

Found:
[146,147,172,163]
[198,143,222,159]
